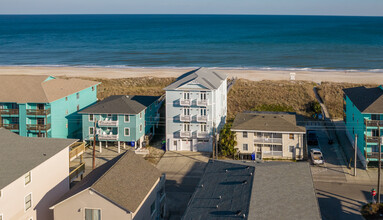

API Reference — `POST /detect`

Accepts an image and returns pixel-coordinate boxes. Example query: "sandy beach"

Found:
[0,66,382,84]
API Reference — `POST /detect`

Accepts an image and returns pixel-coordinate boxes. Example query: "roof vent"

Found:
[126,95,129,98]
[250,172,253,176]
[236,210,242,216]
[218,195,222,199]
[225,169,228,173]
[242,180,248,185]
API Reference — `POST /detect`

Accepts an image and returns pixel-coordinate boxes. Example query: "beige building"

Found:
[50,150,166,220]
[0,128,80,220]
[231,112,306,160]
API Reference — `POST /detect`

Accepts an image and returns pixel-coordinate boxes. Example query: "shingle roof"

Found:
[183,160,321,220]
[79,95,160,114]
[164,67,227,90]
[53,150,162,213]
[0,128,77,189]
[231,111,306,133]
[0,75,99,103]
[343,86,383,113]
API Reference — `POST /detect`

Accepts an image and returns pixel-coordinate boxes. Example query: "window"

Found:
[140,112,142,119]
[124,115,130,122]
[89,127,94,135]
[151,201,156,216]
[92,86,95,91]
[243,132,248,138]
[124,128,130,136]
[289,146,294,153]
[77,105,80,111]
[200,91,207,100]
[200,108,207,116]
[76,92,79,99]
[140,124,143,132]
[25,172,31,186]
[200,123,207,132]
[183,123,190,131]
[174,141,177,146]
[183,92,190,100]
[183,108,190,116]
[85,208,101,220]
[65,97,68,101]
[25,193,32,211]
[243,144,248,151]
[89,114,94,121]
[289,134,294,140]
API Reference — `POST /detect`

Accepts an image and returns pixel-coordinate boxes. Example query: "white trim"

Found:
[84,207,102,220]
[24,171,31,186]
[124,128,130,136]
[231,129,305,134]
[124,115,130,123]
[24,192,32,212]
[89,114,94,122]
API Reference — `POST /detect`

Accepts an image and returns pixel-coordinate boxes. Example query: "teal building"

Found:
[0,75,100,139]
[343,86,383,168]
[79,95,162,150]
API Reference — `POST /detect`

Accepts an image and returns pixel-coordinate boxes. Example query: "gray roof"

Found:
[79,95,160,114]
[0,128,77,189]
[164,67,227,90]
[183,160,321,220]
[53,150,162,213]
[343,86,383,113]
[231,111,306,133]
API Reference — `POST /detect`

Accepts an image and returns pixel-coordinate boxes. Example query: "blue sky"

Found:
[1,0,382,16]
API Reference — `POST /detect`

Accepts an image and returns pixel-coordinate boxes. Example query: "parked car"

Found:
[307,131,318,146]
[310,148,324,165]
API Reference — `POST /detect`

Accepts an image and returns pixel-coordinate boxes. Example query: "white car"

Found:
[310,148,324,165]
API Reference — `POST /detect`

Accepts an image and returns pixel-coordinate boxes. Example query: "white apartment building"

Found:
[0,128,80,220]
[231,112,306,160]
[165,68,227,152]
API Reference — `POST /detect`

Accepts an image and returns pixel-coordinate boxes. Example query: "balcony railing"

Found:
[197,132,209,138]
[69,163,85,182]
[180,131,191,138]
[197,99,208,107]
[366,152,383,159]
[69,142,86,161]
[180,99,191,106]
[365,134,380,143]
[197,115,208,122]
[180,114,191,122]
[0,109,19,115]
[26,108,51,116]
[98,133,119,140]
[98,119,118,127]
[1,124,19,130]
[263,151,283,157]
[365,119,383,127]
[254,137,283,144]
[27,123,51,131]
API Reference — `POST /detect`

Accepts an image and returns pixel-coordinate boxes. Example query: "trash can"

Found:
[251,153,255,161]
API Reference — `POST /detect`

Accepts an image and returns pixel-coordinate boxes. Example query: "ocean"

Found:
[0,14,382,71]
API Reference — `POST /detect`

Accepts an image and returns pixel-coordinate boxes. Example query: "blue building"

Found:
[0,75,99,138]
[343,86,383,168]
[79,95,162,151]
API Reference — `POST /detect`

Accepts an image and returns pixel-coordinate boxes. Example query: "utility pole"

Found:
[378,125,382,204]
[92,119,97,170]
[354,135,358,176]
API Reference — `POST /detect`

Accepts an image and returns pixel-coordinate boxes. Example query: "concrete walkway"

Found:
[156,151,210,220]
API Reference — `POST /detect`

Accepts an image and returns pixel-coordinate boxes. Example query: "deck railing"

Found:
[69,163,85,182]
[365,134,380,143]
[180,131,191,138]
[263,151,283,157]
[197,99,208,107]
[197,115,208,122]
[0,109,19,115]
[197,132,209,138]
[98,120,118,127]
[26,108,51,116]
[365,119,383,127]
[180,99,191,106]
[1,124,19,130]
[180,114,191,122]
[69,142,86,161]
[254,137,283,144]
[27,123,51,131]
[98,134,119,140]
[367,152,383,159]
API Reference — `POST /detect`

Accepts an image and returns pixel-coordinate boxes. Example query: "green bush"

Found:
[219,123,237,157]
[361,203,383,219]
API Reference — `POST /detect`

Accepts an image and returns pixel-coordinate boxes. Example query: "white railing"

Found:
[197,99,208,107]
[180,99,191,106]
[197,132,209,138]
[197,115,208,122]
[98,133,119,140]
[254,137,282,144]
[98,119,118,127]
[180,131,191,138]
[180,114,191,122]
[263,151,283,157]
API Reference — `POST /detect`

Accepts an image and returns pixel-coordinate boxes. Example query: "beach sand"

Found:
[0,66,382,84]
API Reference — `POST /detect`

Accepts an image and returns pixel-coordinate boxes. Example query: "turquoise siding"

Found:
[81,100,161,145]
[0,86,97,138]
[344,94,382,162]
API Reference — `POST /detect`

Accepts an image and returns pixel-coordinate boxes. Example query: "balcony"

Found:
[180,131,191,138]
[0,109,19,115]
[1,124,19,130]
[365,134,380,143]
[263,151,283,157]
[365,119,383,127]
[69,163,85,182]
[69,142,86,161]
[197,99,208,107]
[180,114,191,122]
[98,133,119,140]
[26,108,51,116]
[254,137,283,144]
[27,123,51,131]
[366,152,383,159]
[197,132,209,138]
[180,99,191,106]
[197,115,208,122]
[98,119,118,127]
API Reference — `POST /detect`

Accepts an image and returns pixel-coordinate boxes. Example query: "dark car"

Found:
[307,131,318,146]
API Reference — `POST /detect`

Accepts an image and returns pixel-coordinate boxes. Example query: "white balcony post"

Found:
[124,141,126,149]
[118,141,121,153]
[106,141,108,148]
[99,141,102,153]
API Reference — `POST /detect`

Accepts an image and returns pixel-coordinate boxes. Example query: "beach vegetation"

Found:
[252,104,294,112]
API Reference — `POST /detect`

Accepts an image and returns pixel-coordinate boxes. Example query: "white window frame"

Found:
[140,124,143,132]
[25,193,32,212]
[89,127,94,135]
[124,115,130,123]
[89,114,94,122]
[200,108,207,116]
[200,123,207,132]
[183,92,190,100]
[200,91,207,100]
[243,144,248,151]
[243,131,248,138]
[183,123,190,132]
[124,128,130,136]
[84,208,101,220]
[183,108,190,116]
[25,171,31,186]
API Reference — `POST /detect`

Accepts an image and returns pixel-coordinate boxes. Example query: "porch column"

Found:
[106,141,108,148]
[124,142,126,149]
[99,141,102,153]
[118,141,121,153]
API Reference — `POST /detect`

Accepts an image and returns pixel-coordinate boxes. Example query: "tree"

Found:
[219,123,237,157]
